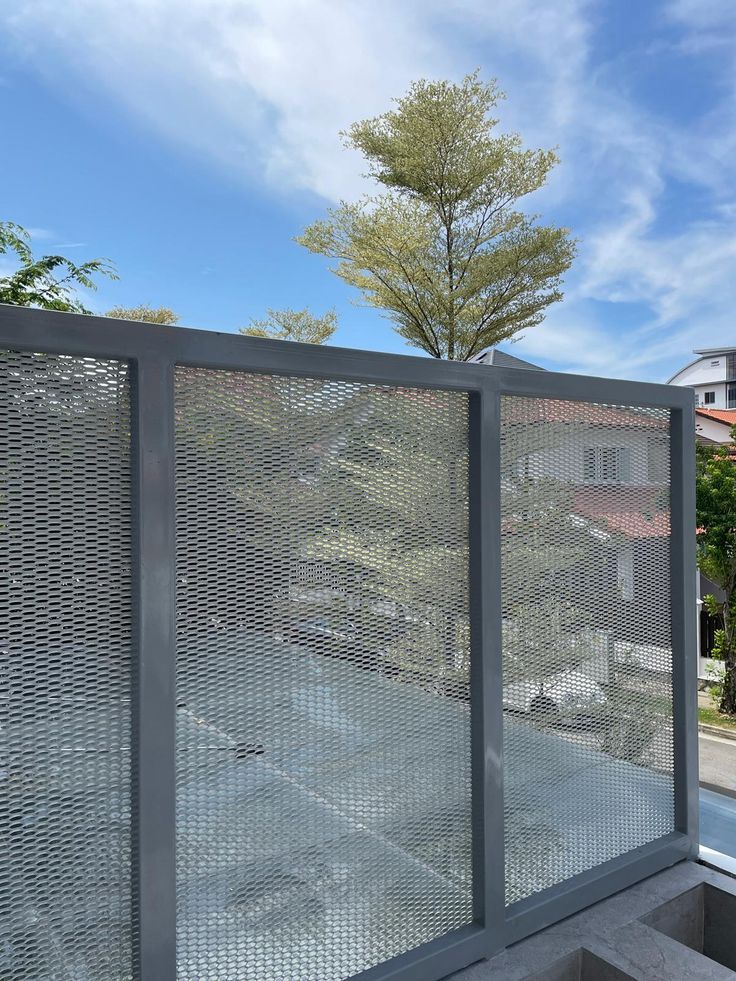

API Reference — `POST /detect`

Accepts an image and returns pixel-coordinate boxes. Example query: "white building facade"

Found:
[668,346,736,409]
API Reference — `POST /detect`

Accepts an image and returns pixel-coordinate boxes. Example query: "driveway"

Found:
[699,729,736,795]
[699,729,736,861]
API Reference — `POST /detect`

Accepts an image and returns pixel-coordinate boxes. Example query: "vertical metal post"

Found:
[468,381,505,956]
[670,403,699,852]
[132,355,178,979]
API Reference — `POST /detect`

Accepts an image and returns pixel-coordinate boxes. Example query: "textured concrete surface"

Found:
[448,862,736,980]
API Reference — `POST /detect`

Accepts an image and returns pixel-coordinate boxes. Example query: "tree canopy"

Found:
[296,72,576,360]
[240,306,337,344]
[696,431,736,714]
[0,221,116,313]
[106,304,179,325]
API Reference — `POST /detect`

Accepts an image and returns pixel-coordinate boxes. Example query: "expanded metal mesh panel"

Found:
[0,352,134,979]
[174,368,473,981]
[500,396,674,905]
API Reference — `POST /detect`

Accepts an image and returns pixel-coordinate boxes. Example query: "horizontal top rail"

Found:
[0,303,695,409]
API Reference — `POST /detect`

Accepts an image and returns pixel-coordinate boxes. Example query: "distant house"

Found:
[668,346,736,410]
[469,346,545,370]
[505,399,670,648]
[668,348,736,668]
[475,346,729,665]
[475,350,669,650]
[693,407,736,446]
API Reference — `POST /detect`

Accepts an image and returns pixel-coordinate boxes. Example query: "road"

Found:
[699,729,736,795]
[699,729,736,858]
[701,788,736,857]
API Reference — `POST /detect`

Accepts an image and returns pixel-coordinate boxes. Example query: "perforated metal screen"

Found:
[0,351,134,979]
[0,306,695,981]
[174,368,473,980]
[500,396,675,905]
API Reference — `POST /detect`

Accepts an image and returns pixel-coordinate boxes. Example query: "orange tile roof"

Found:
[573,487,670,540]
[695,408,736,426]
[503,487,671,542]
[502,399,667,429]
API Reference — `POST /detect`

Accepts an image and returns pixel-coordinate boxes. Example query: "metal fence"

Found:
[0,305,698,981]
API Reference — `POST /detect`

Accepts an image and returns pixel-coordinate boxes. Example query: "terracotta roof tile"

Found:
[572,487,670,540]
[695,407,736,426]
[502,399,667,429]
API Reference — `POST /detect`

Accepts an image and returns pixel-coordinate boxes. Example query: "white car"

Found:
[502,670,607,721]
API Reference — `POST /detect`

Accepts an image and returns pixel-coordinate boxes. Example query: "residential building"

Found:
[668,345,736,409]
[473,349,669,651]
[668,349,736,666]
[694,406,736,446]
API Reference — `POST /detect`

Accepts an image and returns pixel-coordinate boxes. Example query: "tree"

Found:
[296,72,576,361]
[106,304,179,325]
[499,402,670,764]
[304,386,471,697]
[239,307,337,344]
[696,430,736,715]
[500,415,604,715]
[175,368,364,648]
[0,221,116,313]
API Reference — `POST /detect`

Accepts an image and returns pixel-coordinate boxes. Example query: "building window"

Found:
[728,353,736,379]
[704,391,716,404]
[583,446,630,484]
[729,384,736,409]
[647,438,669,483]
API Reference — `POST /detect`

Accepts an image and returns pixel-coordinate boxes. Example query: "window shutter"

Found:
[583,447,596,482]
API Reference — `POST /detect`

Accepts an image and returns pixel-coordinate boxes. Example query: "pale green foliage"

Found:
[297,72,576,360]
[240,307,337,344]
[0,221,116,313]
[305,389,471,697]
[106,304,179,325]
[501,471,596,690]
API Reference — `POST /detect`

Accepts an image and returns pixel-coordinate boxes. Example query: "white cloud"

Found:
[668,0,736,34]
[2,0,591,201]
[2,0,735,380]
[3,0,451,201]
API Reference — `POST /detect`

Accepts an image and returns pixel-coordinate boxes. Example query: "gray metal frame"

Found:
[131,356,177,979]
[0,304,698,981]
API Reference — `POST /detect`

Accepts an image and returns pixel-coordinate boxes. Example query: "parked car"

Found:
[502,669,607,722]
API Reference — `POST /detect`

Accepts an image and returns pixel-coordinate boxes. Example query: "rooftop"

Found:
[503,398,668,429]
[469,346,545,370]
[695,407,736,426]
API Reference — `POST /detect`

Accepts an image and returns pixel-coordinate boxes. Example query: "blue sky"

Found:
[1,0,734,381]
